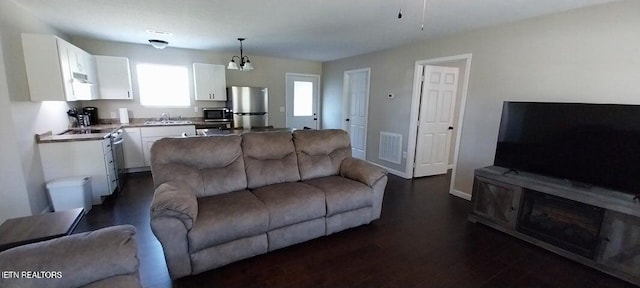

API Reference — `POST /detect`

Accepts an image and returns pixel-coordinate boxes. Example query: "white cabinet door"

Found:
[211,64,227,101]
[142,137,163,167]
[96,56,133,100]
[123,128,144,168]
[22,34,73,101]
[22,34,98,101]
[193,63,226,101]
[140,125,196,167]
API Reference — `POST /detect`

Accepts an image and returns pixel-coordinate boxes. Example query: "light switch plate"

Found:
[194,106,199,112]
[110,112,116,118]
[280,106,285,112]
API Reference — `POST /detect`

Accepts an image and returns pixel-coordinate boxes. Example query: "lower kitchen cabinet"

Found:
[39,138,116,205]
[123,125,196,168]
[123,128,144,169]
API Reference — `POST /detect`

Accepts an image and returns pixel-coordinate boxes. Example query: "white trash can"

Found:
[46,176,92,214]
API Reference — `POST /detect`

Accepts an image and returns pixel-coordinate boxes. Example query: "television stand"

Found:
[468,166,640,286]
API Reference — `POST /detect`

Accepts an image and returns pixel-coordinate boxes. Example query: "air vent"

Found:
[379,132,402,164]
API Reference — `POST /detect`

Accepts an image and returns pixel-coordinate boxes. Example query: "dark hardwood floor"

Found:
[75,172,636,288]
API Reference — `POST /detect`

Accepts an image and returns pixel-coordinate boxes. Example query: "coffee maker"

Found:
[82,107,99,126]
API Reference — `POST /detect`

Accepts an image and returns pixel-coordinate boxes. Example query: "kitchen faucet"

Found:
[161,112,170,122]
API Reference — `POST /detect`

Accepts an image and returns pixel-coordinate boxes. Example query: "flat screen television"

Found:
[494,102,640,196]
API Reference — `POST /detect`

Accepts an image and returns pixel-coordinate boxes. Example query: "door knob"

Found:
[346,119,350,122]
[448,126,454,130]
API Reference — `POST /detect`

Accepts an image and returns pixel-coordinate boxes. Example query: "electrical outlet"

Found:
[402,151,407,159]
[193,106,199,112]
[110,112,116,118]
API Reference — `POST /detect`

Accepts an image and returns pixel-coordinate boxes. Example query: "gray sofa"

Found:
[150,129,388,279]
[0,225,141,288]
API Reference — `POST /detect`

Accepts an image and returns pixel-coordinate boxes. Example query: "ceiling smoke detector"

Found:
[148,39,168,49]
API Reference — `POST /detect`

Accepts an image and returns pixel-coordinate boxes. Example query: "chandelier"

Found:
[227,38,254,71]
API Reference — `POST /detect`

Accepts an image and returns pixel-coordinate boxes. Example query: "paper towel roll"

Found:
[119,108,130,124]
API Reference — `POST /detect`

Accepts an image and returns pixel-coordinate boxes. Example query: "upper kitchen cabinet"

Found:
[22,34,99,101]
[193,63,226,101]
[95,56,133,100]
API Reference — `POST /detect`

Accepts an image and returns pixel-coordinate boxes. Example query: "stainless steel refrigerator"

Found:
[227,86,269,129]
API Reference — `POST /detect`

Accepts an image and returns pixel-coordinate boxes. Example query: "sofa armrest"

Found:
[151,181,198,230]
[340,157,388,187]
[0,225,140,288]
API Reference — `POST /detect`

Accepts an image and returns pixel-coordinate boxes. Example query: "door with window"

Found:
[286,73,319,129]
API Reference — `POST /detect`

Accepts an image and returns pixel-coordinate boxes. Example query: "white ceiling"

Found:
[15,0,618,61]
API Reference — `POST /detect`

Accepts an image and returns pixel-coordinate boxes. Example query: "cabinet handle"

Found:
[212,93,214,99]
[127,91,131,98]
[109,160,113,164]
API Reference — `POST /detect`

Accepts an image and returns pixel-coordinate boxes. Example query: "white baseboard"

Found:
[449,189,472,201]
[126,167,151,173]
[367,161,410,179]
[40,205,51,214]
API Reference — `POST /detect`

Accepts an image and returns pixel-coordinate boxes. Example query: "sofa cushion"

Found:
[304,176,373,216]
[242,132,300,189]
[151,136,247,197]
[188,190,268,252]
[251,182,325,229]
[293,129,351,180]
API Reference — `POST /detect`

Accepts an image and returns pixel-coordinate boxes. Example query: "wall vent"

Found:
[379,132,402,164]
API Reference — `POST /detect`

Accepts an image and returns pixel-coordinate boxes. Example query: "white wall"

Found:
[0,0,74,219]
[71,37,322,128]
[322,0,640,196]
[0,33,31,222]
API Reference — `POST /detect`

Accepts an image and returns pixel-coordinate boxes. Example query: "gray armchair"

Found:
[0,225,141,288]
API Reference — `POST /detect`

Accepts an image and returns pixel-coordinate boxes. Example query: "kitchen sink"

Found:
[144,120,193,125]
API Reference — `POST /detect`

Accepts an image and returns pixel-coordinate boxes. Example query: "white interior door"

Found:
[286,73,319,129]
[343,68,370,160]
[414,65,459,177]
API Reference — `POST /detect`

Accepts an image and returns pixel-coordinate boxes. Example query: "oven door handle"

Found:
[112,138,124,145]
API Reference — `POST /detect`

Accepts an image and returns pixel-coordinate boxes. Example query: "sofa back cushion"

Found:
[293,129,351,180]
[242,132,300,189]
[151,136,247,197]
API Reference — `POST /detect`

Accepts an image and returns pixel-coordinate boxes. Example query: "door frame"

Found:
[406,54,472,200]
[285,73,321,129]
[342,68,371,160]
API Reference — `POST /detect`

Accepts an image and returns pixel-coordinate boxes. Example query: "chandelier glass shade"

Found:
[227,38,253,71]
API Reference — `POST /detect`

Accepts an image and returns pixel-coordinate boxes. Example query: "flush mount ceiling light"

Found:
[227,38,253,71]
[149,39,168,49]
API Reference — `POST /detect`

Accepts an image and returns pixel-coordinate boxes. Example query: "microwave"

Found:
[203,108,232,122]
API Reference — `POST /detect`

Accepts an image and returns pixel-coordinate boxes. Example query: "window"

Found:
[293,81,313,116]
[137,63,190,107]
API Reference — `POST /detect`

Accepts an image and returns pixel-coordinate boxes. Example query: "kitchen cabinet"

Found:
[140,126,196,167]
[123,128,144,169]
[22,33,99,101]
[96,56,133,100]
[39,138,116,205]
[193,63,226,101]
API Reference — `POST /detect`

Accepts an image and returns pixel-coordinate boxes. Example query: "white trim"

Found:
[368,160,410,179]
[450,189,472,201]
[406,54,473,198]
[448,164,454,169]
[342,68,371,160]
[40,206,51,214]
[285,73,321,129]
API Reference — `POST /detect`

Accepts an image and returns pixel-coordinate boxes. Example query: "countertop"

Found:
[36,121,198,143]
[36,120,296,143]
